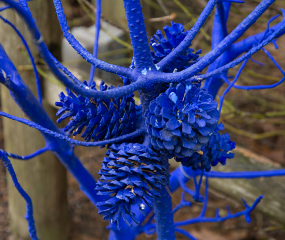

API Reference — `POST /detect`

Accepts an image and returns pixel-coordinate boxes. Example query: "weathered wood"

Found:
[92,0,128,30]
[209,147,285,225]
[92,0,154,36]
[0,2,68,240]
[170,146,285,225]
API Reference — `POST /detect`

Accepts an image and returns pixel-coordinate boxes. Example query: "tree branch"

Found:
[123,0,155,70]
[157,0,218,71]
[152,0,276,83]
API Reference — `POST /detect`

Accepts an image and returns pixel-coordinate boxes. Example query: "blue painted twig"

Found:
[1,146,50,160]
[0,110,145,147]
[0,16,42,105]
[88,0,101,86]
[157,0,218,71]
[0,44,106,206]
[0,151,38,240]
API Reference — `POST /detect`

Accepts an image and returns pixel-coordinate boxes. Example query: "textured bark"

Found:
[0,1,68,240]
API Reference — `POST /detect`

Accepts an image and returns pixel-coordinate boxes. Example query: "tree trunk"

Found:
[0,1,68,240]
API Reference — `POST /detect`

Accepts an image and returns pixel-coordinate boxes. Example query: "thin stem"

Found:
[157,0,218,71]
[193,170,204,202]
[219,59,248,113]
[221,74,285,91]
[153,0,277,83]
[230,13,285,60]
[77,0,133,49]
[1,146,50,160]
[187,21,285,86]
[88,0,101,86]
[179,165,285,179]
[52,0,132,76]
[174,195,263,227]
[50,54,83,85]
[199,177,209,217]
[206,169,285,178]
[0,16,42,105]
[1,0,138,100]
[262,47,285,74]
[174,0,210,40]
[204,11,284,95]
[0,110,145,147]
[0,152,38,240]
[0,45,108,206]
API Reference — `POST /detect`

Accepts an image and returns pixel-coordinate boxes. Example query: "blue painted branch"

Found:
[1,146,50,160]
[175,228,197,240]
[0,151,38,240]
[199,178,209,217]
[54,0,133,77]
[231,13,285,60]
[218,59,249,112]
[211,2,231,48]
[0,0,134,85]
[50,53,83,85]
[203,2,232,95]
[0,44,106,206]
[123,0,154,70]
[0,16,42,105]
[189,20,285,85]
[0,110,145,147]
[174,195,263,227]
[204,10,285,96]
[157,0,218,71]
[0,0,32,12]
[88,0,101,86]
[151,0,276,83]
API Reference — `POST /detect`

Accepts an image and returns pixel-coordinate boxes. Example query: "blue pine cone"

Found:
[145,83,220,158]
[150,21,201,73]
[176,123,236,172]
[55,80,141,142]
[95,143,167,228]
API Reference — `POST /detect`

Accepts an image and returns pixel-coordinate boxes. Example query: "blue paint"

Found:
[0,16,42,105]
[0,0,285,239]
[0,151,38,240]
[88,0,101,86]
[1,146,50,160]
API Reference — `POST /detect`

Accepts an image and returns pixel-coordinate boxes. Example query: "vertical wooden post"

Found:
[0,1,68,240]
[92,0,128,30]
[92,0,154,42]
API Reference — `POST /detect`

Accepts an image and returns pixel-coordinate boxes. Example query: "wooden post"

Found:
[0,1,68,240]
[92,0,128,30]
[92,0,154,34]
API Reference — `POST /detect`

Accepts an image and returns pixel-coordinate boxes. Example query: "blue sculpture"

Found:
[0,0,285,239]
